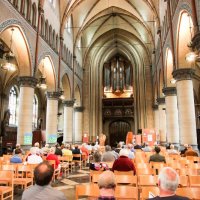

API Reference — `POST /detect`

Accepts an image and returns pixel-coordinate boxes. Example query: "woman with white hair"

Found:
[27,147,43,164]
[112,148,136,175]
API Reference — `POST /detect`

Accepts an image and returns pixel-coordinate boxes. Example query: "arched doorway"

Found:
[109,121,130,147]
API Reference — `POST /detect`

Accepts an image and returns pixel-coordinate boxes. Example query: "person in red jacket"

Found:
[46,147,60,169]
[112,148,136,175]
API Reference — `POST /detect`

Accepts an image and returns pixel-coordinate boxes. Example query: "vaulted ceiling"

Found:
[59,0,160,65]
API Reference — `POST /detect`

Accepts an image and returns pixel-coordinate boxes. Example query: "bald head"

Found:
[158,167,179,193]
[98,171,116,189]
[34,161,54,186]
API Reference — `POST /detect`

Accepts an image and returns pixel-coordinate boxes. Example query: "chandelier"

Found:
[0,28,17,72]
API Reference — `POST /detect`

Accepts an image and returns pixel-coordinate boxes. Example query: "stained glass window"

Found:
[32,94,38,129]
[8,86,18,125]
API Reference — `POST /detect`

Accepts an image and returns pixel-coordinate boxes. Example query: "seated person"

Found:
[149,146,166,163]
[46,147,60,169]
[112,148,136,175]
[72,144,82,160]
[10,148,23,163]
[167,144,179,155]
[22,161,66,200]
[148,167,189,200]
[90,151,109,171]
[184,146,198,157]
[27,147,43,164]
[98,171,116,200]
[62,144,72,156]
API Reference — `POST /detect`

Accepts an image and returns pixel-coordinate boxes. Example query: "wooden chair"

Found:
[150,162,166,175]
[76,184,138,200]
[47,160,60,182]
[76,184,99,200]
[1,165,17,178]
[137,167,153,176]
[179,175,189,187]
[189,175,200,187]
[59,157,70,177]
[140,186,159,200]
[73,154,82,169]
[138,175,157,187]
[115,185,138,200]
[90,170,103,182]
[136,163,150,169]
[0,186,13,200]
[115,175,137,186]
[176,188,194,199]
[0,171,13,187]
[114,170,134,175]
[0,171,13,200]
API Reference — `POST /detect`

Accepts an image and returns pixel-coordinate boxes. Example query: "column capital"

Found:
[162,87,177,96]
[18,76,38,88]
[157,97,165,104]
[63,100,75,107]
[152,104,158,110]
[46,91,60,100]
[74,106,84,112]
[172,68,195,81]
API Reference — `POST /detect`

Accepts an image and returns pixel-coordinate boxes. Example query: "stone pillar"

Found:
[63,100,74,143]
[157,98,167,145]
[17,76,37,145]
[153,104,159,142]
[163,87,179,145]
[46,92,60,144]
[173,68,197,147]
[74,107,83,143]
[153,104,159,130]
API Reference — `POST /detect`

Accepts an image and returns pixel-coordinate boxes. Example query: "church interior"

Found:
[0,0,200,199]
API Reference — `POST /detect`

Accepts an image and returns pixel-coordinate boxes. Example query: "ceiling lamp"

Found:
[185,51,197,63]
[170,78,176,84]
[0,28,17,72]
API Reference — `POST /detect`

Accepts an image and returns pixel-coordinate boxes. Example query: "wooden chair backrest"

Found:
[189,175,200,187]
[137,167,153,176]
[115,175,137,186]
[138,175,157,187]
[141,186,159,200]
[114,170,133,175]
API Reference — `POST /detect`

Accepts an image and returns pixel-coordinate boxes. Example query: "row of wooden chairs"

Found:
[90,171,200,188]
[75,184,200,200]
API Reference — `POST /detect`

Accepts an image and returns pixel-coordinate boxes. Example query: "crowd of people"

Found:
[6,140,199,199]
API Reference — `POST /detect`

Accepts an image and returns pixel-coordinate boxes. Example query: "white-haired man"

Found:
[148,167,189,200]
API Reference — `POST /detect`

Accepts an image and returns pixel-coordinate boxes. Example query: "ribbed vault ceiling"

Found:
[60,0,159,65]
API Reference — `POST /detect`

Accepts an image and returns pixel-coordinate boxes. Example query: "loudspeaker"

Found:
[138,129,142,134]
[197,129,200,151]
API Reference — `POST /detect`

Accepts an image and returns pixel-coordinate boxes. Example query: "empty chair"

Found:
[115,174,137,186]
[189,175,200,187]
[138,175,157,187]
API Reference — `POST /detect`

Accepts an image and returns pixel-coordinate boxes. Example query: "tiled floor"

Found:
[14,166,90,200]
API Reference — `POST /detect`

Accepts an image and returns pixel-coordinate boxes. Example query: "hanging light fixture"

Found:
[0,28,16,72]
[37,60,47,90]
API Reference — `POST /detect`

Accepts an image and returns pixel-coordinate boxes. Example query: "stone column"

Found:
[153,104,159,142]
[163,87,179,145]
[46,91,60,144]
[63,100,74,143]
[173,68,197,147]
[74,106,83,143]
[157,98,167,145]
[17,76,37,145]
